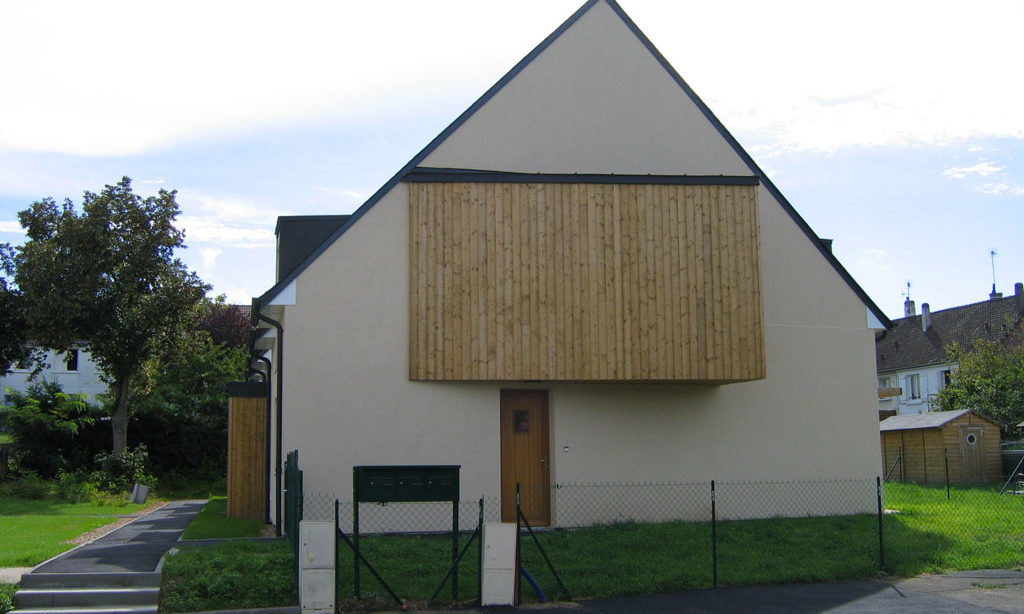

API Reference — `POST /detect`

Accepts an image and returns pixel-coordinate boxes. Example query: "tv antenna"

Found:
[901,280,912,302]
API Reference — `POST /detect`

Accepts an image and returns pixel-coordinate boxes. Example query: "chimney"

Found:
[1015,282,1023,315]
[921,303,931,332]
[904,298,916,317]
[990,283,1003,300]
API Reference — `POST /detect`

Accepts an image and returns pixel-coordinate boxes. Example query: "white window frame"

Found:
[906,374,921,400]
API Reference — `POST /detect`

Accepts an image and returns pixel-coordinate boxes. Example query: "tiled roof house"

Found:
[876,282,1024,416]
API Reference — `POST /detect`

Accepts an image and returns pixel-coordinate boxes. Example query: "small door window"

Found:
[514,410,530,434]
[966,432,978,446]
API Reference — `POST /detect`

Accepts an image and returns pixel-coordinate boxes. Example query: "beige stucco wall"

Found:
[275,180,880,526]
[421,1,749,176]
[265,0,882,526]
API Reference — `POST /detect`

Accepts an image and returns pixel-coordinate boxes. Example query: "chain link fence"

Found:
[301,491,501,533]
[280,451,1024,606]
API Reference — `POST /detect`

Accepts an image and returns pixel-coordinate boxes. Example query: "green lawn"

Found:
[883,482,1024,575]
[161,483,1024,611]
[180,498,265,540]
[161,540,296,613]
[0,496,149,567]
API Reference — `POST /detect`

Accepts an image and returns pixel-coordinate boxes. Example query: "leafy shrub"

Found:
[90,444,157,494]
[10,471,49,499]
[2,381,107,478]
[56,470,98,503]
[0,583,16,614]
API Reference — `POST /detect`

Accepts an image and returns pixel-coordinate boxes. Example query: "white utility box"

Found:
[481,522,518,606]
[299,521,335,613]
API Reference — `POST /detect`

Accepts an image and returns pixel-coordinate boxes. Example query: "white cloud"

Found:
[178,216,274,248]
[175,191,284,249]
[2,1,1022,156]
[200,248,222,269]
[0,221,23,234]
[978,182,1024,196]
[856,248,892,272]
[942,162,1003,179]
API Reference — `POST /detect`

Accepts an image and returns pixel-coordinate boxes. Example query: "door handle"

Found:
[540,456,549,470]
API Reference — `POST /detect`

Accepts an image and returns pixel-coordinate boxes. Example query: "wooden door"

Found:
[500,390,550,525]
[960,426,984,482]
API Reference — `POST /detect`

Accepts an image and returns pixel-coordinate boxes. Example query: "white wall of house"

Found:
[878,364,953,415]
[261,0,884,525]
[2,348,107,404]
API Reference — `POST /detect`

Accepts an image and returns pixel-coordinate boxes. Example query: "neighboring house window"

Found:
[878,376,892,388]
[64,349,79,372]
[941,370,952,387]
[906,374,921,400]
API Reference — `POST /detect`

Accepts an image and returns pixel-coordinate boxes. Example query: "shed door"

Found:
[500,390,550,525]
[960,426,984,482]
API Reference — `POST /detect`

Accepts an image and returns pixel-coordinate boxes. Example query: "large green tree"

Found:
[14,177,208,455]
[936,339,1024,432]
[0,243,32,375]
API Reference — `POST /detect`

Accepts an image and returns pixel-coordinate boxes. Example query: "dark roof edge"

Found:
[601,0,891,329]
[253,0,603,313]
[255,0,891,329]
[407,167,759,185]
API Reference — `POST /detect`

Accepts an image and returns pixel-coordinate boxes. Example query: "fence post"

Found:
[452,499,459,600]
[515,483,522,606]
[876,476,885,572]
[944,449,951,500]
[477,497,484,605]
[711,480,718,589]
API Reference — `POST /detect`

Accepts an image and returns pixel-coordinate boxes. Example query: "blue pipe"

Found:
[519,565,547,603]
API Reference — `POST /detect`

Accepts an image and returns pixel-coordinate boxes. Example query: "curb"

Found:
[183,608,299,614]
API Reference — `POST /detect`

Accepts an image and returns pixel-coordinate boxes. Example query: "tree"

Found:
[129,327,248,475]
[936,339,1024,433]
[198,298,253,348]
[14,177,208,456]
[0,243,32,375]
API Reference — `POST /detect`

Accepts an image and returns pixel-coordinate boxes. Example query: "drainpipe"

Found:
[253,353,273,525]
[259,314,285,537]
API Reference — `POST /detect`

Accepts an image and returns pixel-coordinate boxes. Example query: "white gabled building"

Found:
[2,347,107,404]
[251,0,891,529]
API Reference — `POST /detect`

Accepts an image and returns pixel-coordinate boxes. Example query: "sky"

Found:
[1,0,1021,321]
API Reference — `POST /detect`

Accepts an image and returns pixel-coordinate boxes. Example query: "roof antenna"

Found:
[902,280,915,316]
[990,250,1002,299]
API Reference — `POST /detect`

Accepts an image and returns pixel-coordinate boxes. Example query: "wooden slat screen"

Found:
[227,394,267,521]
[409,182,764,382]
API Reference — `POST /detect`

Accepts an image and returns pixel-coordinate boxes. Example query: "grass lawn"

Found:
[162,483,1024,611]
[0,496,150,567]
[180,498,265,540]
[161,540,296,613]
[883,482,1024,575]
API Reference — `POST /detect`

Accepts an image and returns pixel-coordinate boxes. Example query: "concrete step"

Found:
[18,573,161,589]
[9,607,158,614]
[15,587,159,608]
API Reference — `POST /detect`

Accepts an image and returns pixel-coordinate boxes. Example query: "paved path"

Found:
[490,569,1024,614]
[31,499,205,574]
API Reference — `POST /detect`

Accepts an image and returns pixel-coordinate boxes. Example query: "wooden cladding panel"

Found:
[227,395,266,521]
[409,182,765,382]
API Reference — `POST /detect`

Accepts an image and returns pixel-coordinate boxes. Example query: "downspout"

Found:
[253,353,273,525]
[259,314,285,538]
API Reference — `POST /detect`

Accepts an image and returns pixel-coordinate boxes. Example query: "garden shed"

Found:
[880,409,1002,484]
